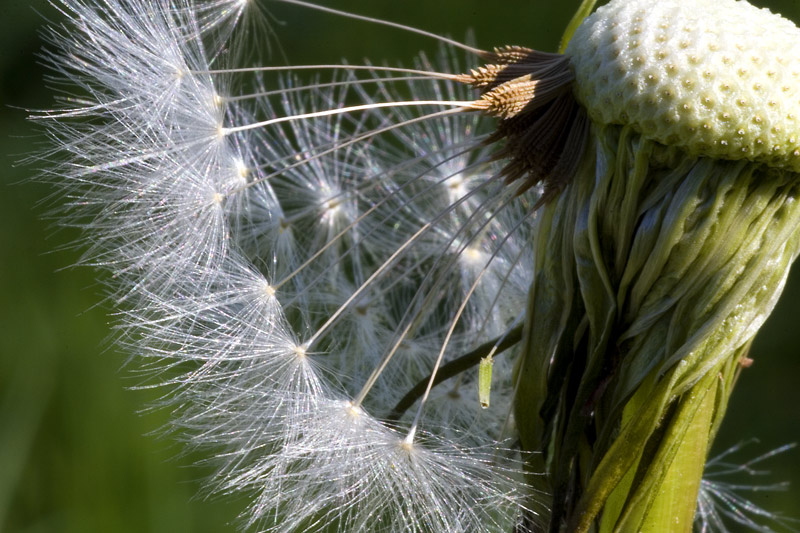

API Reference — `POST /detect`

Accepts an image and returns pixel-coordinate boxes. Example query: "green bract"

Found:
[499,0,800,530]
[514,125,800,531]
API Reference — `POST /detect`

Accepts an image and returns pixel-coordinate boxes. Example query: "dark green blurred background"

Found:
[1,1,798,531]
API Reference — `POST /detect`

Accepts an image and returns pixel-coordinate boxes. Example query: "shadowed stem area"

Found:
[514,124,800,532]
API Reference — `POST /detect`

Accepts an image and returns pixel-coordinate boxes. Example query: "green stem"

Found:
[559,0,598,53]
[614,365,721,532]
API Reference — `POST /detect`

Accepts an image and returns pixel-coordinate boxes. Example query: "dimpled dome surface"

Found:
[566,0,800,171]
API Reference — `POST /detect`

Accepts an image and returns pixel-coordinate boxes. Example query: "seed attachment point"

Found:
[458,48,588,204]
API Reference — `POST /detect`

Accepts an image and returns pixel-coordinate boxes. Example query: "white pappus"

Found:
[35,0,539,531]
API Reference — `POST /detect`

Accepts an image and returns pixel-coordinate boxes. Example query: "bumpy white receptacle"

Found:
[566,0,800,170]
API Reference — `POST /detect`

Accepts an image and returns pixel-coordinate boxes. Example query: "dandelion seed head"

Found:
[568,0,800,170]
[37,0,554,529]
[238,397,528,532]
[41,0,800,525]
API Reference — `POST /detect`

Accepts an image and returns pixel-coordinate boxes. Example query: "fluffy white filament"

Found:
[37,0,538,530]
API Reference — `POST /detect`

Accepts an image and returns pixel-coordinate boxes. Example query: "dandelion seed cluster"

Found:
[37,0,537,530]
[35,0,800,531]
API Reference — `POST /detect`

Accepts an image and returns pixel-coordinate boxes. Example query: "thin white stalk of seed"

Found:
[221,100,478,135]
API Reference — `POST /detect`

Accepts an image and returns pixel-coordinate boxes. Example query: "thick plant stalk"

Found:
[515,126,800,531]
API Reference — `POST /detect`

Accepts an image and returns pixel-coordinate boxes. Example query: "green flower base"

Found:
[515,125,800,531]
